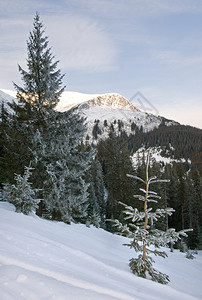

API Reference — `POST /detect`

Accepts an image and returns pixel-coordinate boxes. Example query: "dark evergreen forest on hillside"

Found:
[128,123,202,174]
[95,128,202,249]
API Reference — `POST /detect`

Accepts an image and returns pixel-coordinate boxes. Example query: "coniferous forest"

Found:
[0,13,202,253]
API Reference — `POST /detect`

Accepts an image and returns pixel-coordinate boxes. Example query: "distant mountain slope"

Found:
[126,124,202,174]
[0,89,179,138]
[1,89,201,173]
[55,90,178,139]
[56,91,138,111]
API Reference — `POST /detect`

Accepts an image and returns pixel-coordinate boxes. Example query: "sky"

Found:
[0,0,202,128]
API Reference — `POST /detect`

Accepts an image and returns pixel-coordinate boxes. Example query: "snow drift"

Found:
[0,202,201,300]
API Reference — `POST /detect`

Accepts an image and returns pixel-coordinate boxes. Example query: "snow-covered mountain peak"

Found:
[55,91,139,112]
[78,93,138,111]
[0,89,178,139]
[0,89,139,112]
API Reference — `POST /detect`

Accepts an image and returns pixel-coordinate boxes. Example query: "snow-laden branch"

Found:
[127,174,146,184]
[149,179,170,184]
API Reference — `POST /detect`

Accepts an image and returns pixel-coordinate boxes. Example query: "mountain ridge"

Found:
[0,89,179,139]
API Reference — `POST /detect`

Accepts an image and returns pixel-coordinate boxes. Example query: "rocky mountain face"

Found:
[78,93,139,111]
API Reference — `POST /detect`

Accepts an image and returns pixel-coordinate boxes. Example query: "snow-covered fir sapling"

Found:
[112,149,192,284]
[3,165,41,215]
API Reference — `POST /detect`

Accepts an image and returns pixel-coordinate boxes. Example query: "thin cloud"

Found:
[0,12,118,78]
[74,0,202,17]
[0,0,58,15]
[152,50,202,68]
[44,14,118,72]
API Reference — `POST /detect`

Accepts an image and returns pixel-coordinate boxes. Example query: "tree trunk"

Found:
[142,153,149,262]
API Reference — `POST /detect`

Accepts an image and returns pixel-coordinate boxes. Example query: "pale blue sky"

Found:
[0,0,202,128]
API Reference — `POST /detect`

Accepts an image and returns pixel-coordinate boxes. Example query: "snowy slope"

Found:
[55,91,137,111]
[0,202,201,300]
[56,91,106,111]
[0,89,137,112]
[56,91,163,135]
[0,89,17,99]
[0,90,17,112]
[132,146,189,168]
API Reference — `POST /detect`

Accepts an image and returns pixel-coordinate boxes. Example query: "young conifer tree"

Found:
[3,166,40,215]
[112,149,192,284]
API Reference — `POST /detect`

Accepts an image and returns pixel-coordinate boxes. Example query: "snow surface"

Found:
[0,202,201,300]
[55,91,106,111]
[0,89,106,110]
[132,147,188,168]
[82,106,160,129]
[0,89,17,99]
[0,90,17,112]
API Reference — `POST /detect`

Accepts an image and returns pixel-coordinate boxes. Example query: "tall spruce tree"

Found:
[2,13,91,222]
[187,169,202,249]
[4,12,65,215]
[1,12,65,185]
[13,12,65,113]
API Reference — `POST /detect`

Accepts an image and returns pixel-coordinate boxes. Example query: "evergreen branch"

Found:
[145,248,167,258]
[147,190,158,195]
[133,195,145,201]
[147,199,158,203]
[149,179,170,184]
[127,174,146,184]
[148,176,157,183]
[178,228,193,237]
